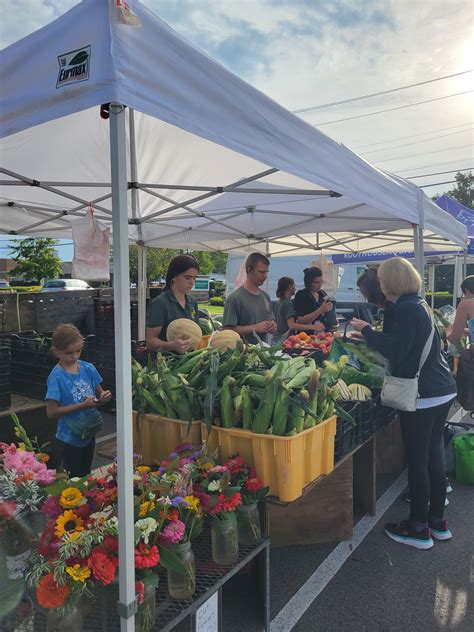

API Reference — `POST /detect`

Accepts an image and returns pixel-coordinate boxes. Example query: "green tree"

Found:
[9,238,62,284]
[129,246,180,283]
[191,251,213,275]
[434,171,473,209]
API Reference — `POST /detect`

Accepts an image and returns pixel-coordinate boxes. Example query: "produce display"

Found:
[334,380,372,402]
[282,331,336,355]
[209,329,241,351]
[328,337,386,390]
[166,318,203,350]
[132,344,355,435]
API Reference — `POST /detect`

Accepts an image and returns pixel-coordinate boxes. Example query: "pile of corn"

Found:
[132,346,353,435]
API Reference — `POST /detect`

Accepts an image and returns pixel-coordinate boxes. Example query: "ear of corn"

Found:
[220,376,235,428]
[272,387,290,436]
[241,385,252,430]
[253,378,278,434]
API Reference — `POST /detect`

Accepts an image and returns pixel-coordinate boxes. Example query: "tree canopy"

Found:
[9,238,62,284]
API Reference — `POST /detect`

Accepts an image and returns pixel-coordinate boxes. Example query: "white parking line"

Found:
[270,469,408,632]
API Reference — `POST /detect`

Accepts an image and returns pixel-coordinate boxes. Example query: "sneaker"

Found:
[384,520,434,550]
[446,478,453,494]
[429,518,452,541]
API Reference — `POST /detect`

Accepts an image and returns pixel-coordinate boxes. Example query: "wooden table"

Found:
[265,416,404,547]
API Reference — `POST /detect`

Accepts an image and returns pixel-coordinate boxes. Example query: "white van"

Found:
[225,254,368,316]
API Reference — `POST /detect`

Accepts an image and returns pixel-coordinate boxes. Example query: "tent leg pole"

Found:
[453,256,460,308]
[109,102,136,632]
[413,224,425,297]
[428,265,435,309]
[138,243,147,340]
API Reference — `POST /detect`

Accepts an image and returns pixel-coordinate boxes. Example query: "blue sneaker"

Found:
[429,518,452,541]
[384,520,434,550]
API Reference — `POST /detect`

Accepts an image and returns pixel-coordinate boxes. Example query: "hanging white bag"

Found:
[311,255,336,293]
[72,211,110,281]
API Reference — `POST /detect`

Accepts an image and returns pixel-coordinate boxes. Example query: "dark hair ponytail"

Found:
[165,254,200,291]
[303,267,322,289]
[276,277,294,298]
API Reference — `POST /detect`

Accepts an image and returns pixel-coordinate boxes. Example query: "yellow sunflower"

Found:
[138,500,156,517]
[59,487,83,509]
[136,466,151,474]
[66,564,91,582]
[55,510,84,539]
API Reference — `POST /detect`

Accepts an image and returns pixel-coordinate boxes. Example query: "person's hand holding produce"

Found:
[350,317,371,333]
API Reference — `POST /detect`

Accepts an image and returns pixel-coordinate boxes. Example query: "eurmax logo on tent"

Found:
[57,46,91,88]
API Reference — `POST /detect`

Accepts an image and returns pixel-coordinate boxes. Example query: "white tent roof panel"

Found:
[0,0,467,253]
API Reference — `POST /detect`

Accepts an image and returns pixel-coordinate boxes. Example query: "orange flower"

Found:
[36,572,70,609]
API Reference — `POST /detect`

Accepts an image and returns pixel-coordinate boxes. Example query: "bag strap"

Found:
[416,304,436,377]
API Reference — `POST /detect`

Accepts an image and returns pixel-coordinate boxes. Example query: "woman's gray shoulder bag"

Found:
[380,310,435,412]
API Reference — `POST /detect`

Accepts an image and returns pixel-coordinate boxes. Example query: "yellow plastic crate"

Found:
[201,416,336,502]
[136,414,202,465]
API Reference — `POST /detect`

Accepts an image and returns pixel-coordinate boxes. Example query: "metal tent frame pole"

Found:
[109,102,136,632]
[129,108,147,341]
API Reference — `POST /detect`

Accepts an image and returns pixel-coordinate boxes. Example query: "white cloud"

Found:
[1,0,472,195]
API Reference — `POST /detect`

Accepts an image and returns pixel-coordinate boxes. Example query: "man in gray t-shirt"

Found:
[223,253,276,344]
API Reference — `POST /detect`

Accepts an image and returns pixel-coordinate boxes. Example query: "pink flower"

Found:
[0,500,17,520]
[43,496,62,519]
[2,449,56,485]
[162,520,185,544]
[208,466,228,474]
[0,442,18,455]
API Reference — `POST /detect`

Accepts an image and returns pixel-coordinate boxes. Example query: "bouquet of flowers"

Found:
[224,455,269,505]
[0,414,56,517]
[27,464,185,620]
[194,464,241,521]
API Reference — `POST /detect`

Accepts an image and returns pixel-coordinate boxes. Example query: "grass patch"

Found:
[198,303,224,315]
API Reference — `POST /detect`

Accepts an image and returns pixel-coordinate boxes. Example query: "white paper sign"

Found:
[196,591,219,632]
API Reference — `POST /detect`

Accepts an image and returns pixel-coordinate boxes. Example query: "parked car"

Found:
[0,279,10,289]
[41,279,92,291]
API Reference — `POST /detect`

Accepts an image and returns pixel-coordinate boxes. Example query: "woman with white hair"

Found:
[351,257,456,550]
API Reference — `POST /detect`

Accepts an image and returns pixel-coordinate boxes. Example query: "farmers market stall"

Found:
[0,1,467,629]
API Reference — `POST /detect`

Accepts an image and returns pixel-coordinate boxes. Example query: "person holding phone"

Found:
[294,267,338,332]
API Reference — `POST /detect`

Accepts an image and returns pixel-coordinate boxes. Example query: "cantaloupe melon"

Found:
[166,318,203,350]
[209,329,241,351]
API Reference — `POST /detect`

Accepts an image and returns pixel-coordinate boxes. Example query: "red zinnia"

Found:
[225,455,244,475]
[222,492,241,512]
[245,477,264,492]
[0,500,17,521]
[88,550,117,585]
[135,580,145,605]
[36,572,70,609]
[134,544,160,569]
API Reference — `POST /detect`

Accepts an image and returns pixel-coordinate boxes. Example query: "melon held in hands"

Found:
[166,318,203,350]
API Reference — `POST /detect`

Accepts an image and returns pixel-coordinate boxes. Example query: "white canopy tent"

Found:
[0,1,467,629]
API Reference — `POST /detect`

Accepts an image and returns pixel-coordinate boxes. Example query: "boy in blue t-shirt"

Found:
[46,323,112,477]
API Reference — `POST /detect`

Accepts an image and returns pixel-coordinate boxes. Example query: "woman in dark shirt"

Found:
[351,258,456,550]
[294,267,338,332]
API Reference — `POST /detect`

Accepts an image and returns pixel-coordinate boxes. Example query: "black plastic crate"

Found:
[10,378,46,400]
[0,391,11,410]
[334,417,356,462]
[338,399,378,448]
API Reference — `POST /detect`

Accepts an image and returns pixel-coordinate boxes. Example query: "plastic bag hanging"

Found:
[311,255,336,293]
[72,207,110,281]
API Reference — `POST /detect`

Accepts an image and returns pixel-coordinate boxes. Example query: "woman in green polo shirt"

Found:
[145,254,200,352]
[275,277,325,339]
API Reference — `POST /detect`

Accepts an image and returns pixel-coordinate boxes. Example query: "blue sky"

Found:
[0,0,472,261]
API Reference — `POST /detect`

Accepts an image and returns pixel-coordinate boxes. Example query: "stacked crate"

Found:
[0,336,11,410]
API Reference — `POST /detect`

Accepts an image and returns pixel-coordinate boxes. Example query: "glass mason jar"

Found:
[4,521,32,580]
[135,584,156,632]
[211,514,239,566]
[46,600,86,632]
[167,541,196,600]
[236,503,261,546]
